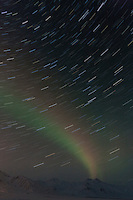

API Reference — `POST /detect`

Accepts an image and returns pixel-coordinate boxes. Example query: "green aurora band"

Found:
[0,88,97,178]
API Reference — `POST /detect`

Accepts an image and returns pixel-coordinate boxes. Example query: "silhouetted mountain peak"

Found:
[11,175,34,192]
[0,170,133,199]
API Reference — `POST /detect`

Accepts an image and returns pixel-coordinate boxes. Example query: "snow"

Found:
[0,193,130,200]
[0,170,133,200]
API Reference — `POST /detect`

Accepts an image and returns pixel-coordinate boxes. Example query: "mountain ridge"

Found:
[0,170,132,199]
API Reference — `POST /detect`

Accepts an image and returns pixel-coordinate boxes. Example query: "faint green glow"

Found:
[0,88,97,178]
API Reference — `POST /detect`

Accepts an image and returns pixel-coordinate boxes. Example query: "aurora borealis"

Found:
[0,87,97,178]
[0,0,133,184]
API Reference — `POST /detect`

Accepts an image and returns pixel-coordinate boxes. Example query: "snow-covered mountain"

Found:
[0,170,14,194]
[0,170,132,199]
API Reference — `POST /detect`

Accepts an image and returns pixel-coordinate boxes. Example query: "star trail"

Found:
[0,0,132,184]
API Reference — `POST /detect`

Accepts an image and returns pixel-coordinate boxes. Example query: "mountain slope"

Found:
[0,170,132,199]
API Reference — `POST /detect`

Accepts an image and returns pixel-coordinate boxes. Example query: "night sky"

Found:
[0,0,133,185]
